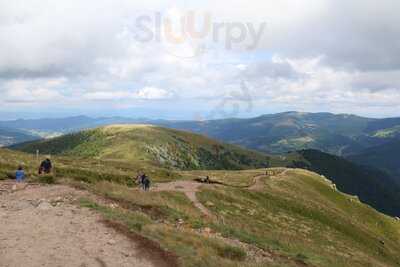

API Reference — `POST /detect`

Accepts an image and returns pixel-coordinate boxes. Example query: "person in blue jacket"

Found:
[15,166,25,183]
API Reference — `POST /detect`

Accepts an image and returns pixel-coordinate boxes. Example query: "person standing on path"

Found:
[143,175,151,191]
[138,173,151,191]
[15,166,25,183]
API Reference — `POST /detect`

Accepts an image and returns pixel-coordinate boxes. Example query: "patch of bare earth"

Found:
[0,181,170,267]
[152,180,212,217]
[248,175,267,191]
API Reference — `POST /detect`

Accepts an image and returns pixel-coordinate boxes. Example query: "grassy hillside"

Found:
[288,149,400,217]
[2,149,400,266]
[190,168,400,266]
[11,124,281,170]
[88,168,400,267]
[0,147,183,185]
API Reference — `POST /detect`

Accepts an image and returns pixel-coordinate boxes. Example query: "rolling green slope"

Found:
[192,168,400,267]
[288,149,400,217]
[11,124,279,170]
[1,148,400,266]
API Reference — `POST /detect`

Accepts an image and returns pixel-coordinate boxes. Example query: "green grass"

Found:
[195,169,400,267]
[2,147,400,266]
[79,198,151,231]
[0,147,184,186]
[77,167,400,266]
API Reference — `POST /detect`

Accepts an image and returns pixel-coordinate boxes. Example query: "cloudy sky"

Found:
[1,0,400,120]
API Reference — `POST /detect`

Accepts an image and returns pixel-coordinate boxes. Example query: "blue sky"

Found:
[1,0,400,120]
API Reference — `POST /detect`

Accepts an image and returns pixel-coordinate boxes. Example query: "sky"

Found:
[1,0,400,120]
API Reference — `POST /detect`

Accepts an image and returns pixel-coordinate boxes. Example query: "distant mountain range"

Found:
[2,111,400,182]
[0,115,146,135]
[161,112,400,156]
[2,112,400,154]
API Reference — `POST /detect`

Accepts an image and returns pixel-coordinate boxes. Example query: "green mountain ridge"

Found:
[11,124,279,170]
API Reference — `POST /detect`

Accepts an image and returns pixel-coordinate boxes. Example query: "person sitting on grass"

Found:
[15,166,25,183]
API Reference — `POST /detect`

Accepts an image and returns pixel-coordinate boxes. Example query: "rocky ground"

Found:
[0,181,157,267]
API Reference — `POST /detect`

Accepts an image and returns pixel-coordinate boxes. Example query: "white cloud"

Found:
[2,79,64,103]
[0,0,399,118]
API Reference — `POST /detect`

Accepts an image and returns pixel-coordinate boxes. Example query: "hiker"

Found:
[143,175,151,191]
[134,172,150,191]
[39,158,52,174]
[135,172,143,186]
[15,166,25,183]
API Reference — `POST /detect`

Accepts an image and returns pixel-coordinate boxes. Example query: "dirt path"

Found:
[248,169,290,191]
[0,181,158,267]
[152,180,212,216]
[248,175,266,191]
